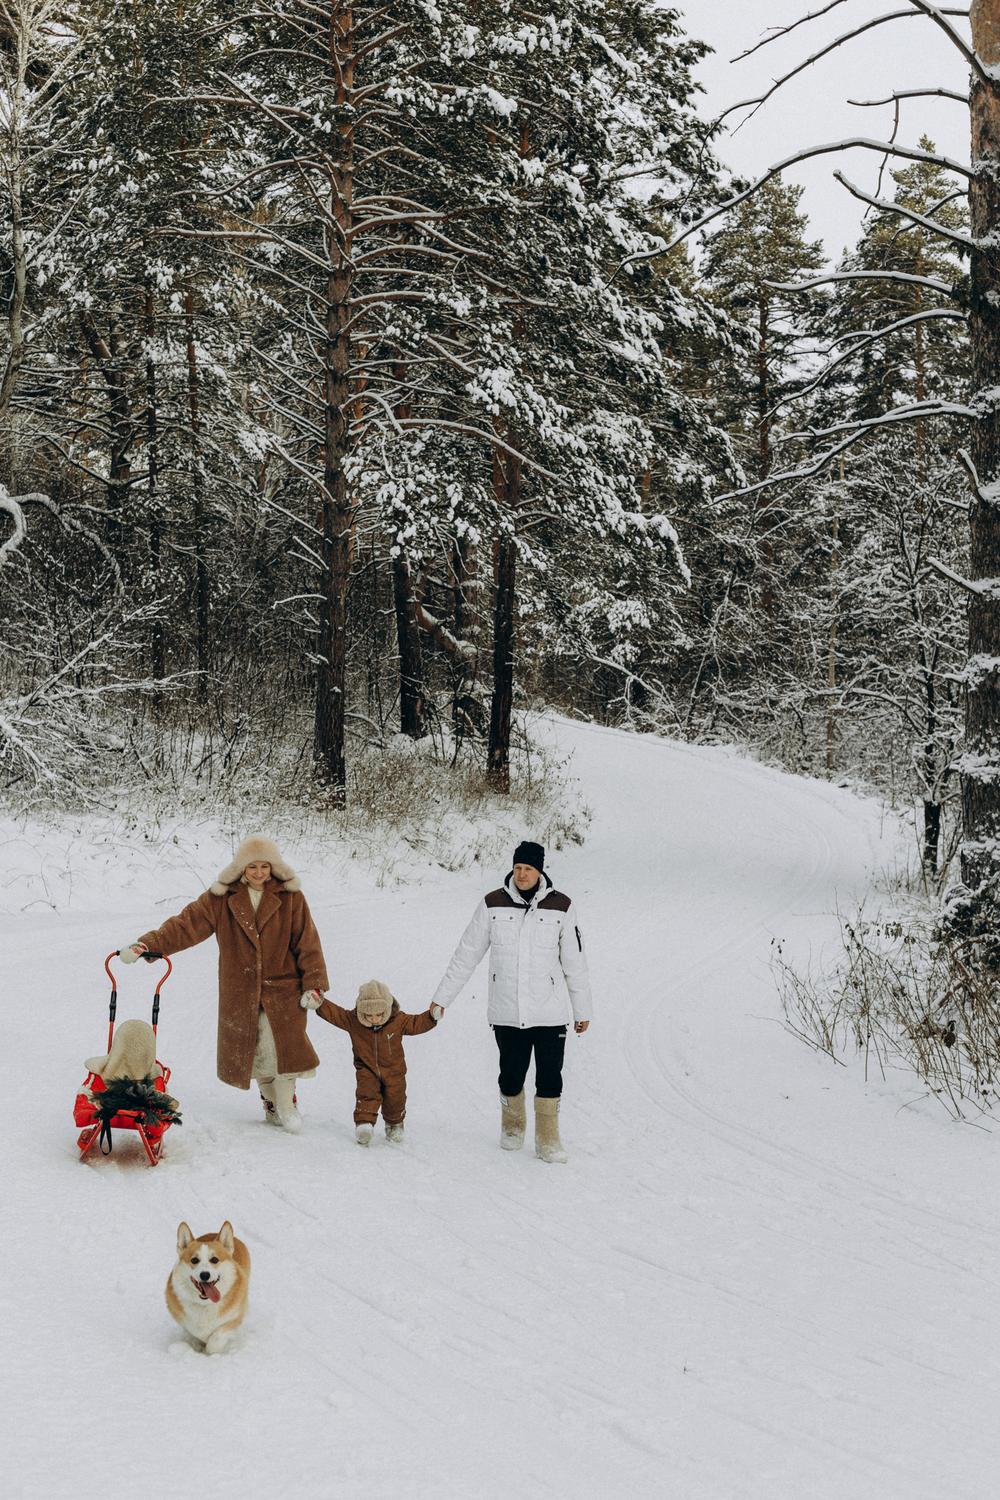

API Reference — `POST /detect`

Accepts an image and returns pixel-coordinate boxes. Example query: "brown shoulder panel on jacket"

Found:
[485,888,516,908]
[539,891,571,912]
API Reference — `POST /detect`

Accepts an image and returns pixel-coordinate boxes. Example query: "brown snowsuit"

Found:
[316,998,436,1124]
[138,880,329,1089]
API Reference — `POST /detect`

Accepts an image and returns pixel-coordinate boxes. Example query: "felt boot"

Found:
[355,1123,374,1146]
[259,1080,280,1126]
[271,1077,302,1133]
[385,1121,405,1144]
[534,1095,567,1164]
[500,1091,526,1150]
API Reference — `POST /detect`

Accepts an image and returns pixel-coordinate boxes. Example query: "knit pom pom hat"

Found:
[356,979,395,1028]
[210,835,301,895]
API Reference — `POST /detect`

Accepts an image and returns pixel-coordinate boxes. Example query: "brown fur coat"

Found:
[138,880,329,1089]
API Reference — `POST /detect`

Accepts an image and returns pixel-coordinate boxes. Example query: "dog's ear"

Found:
[218,1221,234,1252]
[176,1222,193,1253]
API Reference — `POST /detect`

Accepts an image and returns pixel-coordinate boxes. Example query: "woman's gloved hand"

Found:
[300,989,324,1010]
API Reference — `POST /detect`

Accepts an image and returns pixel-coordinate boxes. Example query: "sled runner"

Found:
[74,951,176,1166]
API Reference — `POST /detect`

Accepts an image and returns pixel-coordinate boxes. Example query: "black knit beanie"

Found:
[513,840,545,873]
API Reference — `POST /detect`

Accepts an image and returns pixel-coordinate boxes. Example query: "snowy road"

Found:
[4,720,1000,1499]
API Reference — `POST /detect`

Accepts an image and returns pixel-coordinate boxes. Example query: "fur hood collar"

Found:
[210,835,301,896]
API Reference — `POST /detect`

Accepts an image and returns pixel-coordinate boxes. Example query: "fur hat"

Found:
[86,1018,158,1082]
[356,980,395,1028]
[210,835,301,896]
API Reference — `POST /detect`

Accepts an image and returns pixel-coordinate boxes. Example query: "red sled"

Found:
[74,951,174,1166]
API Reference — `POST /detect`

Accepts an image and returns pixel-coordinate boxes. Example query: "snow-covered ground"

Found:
[4,718,998,1500]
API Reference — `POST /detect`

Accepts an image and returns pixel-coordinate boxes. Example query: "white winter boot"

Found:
[385,1121,405,1144]
[271,1077,302,1133]
[355,1123,374,1146]
[259,1079,280,1126]
[534,1095,568,1164]
[500,1091,526,1150]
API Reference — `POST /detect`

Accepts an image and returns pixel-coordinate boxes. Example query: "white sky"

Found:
[677,0,970,264]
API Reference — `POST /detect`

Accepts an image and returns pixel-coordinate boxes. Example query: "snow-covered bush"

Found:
[774,912,1000,1118]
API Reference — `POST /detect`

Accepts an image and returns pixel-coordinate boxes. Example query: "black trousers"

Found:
[494,1024,567,1100]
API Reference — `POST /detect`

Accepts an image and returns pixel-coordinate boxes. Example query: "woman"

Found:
[118,836,329,1132]
[430,839,591,1163]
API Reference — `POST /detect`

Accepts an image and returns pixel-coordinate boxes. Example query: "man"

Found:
[431,840,591,1163]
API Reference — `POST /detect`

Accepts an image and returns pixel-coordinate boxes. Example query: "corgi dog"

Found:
[165,1221,250,1354]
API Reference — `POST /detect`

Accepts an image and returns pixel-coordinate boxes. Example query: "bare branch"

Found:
[903,3,980,76]
[833,170,974,248]
[612,138,972,278]
[731,2,853,63]
[720,9,981,132]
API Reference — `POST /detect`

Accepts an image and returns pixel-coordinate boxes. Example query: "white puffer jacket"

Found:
[432,873,592,1028]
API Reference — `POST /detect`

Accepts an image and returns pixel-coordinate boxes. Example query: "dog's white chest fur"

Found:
[172,1276,228,1340]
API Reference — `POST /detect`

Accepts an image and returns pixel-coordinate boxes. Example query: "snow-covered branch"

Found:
[926,558,1000,597]
[0,486,27,572]
[832,170,974,248]
[766,269,958,298]
[848,86,967,106]
[781,401,976,447]
[771,309,967,414]
[613,139,972,276]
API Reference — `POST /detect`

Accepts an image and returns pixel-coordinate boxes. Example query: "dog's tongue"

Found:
[202,1282,221,1303]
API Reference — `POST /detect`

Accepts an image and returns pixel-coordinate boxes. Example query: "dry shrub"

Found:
[774,914,1000,1117]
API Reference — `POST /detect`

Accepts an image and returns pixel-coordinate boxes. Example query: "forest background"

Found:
[0,1,989,919]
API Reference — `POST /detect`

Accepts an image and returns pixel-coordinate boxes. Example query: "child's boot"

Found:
[355,1122,374,1146]
[385,1120,404,1144]
[500,1090,526,1150]
[534,1095,567,1164]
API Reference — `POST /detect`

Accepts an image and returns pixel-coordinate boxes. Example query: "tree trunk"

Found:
[80,315,133,552]
[756,290,771,483]
[960,0,1000,934]
[826,511,838,774]
[757,290,776,616]
[392,549,428,739]
[314,5,356,801]
[487,512,518,792]
[486,117,529,792]
[184,283,211,676]
[0,141,26,469]
[389,362,427,739]
[144,285,165,724]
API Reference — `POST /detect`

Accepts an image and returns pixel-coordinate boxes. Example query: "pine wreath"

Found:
[92,1077,182,1128]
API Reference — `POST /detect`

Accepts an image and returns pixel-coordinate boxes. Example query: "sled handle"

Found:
[103,951,173,1043]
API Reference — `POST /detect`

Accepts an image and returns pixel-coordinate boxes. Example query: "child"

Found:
[310,980,438,1145]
